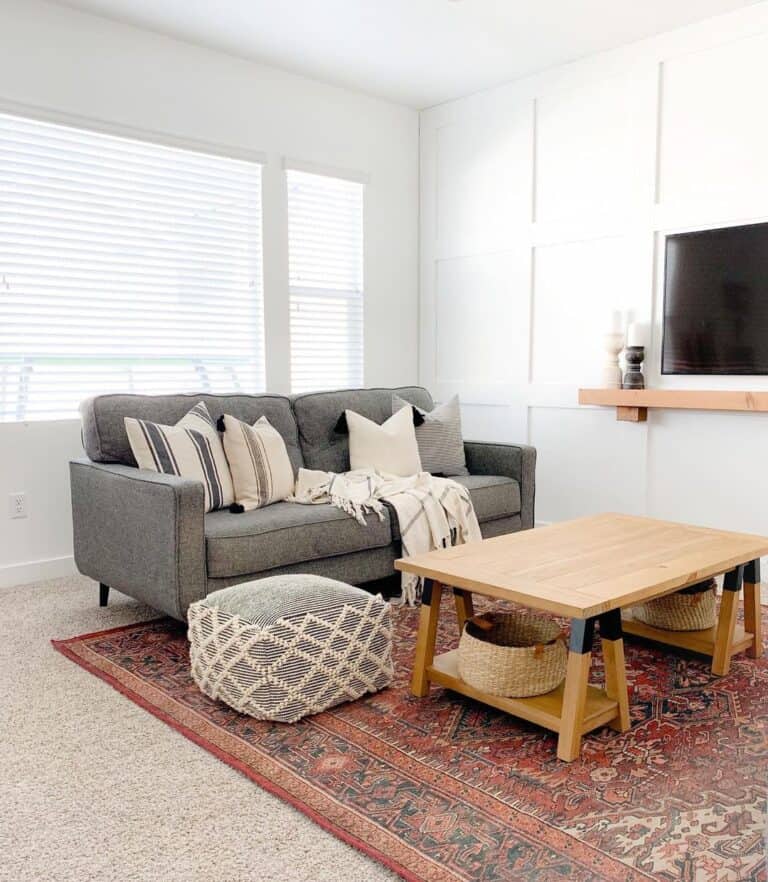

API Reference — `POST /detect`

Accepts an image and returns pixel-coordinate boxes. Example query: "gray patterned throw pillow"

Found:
[392,393,468,476]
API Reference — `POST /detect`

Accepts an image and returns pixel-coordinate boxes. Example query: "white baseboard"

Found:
[0,555,77,589]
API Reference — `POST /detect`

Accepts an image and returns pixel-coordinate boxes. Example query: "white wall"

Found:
[420,3,768,535]
[0,0,419,586]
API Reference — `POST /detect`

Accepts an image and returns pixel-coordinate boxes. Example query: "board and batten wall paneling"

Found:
[659,31,768,213]
[420,2,768,532]
[435,251,529,388]
[421,101,534,445]
[529,407,648,522]
[533,71,655,224]
[645,409,768,535]
[531,235,650,386]
[435,110,531,258]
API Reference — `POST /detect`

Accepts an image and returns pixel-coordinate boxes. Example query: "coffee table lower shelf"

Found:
[428,649,619,736]
[621,617,754,657]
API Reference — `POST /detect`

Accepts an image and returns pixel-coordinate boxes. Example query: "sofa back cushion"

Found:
[81,393,303,472]
[292,386,434,473]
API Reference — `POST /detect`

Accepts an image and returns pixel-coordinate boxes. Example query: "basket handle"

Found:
[534,628,568,658]
[467,613,495,632]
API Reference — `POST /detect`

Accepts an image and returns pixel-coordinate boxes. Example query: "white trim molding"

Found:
[0,97,267,165]
[282,156,370,184]
[0,555,77,589]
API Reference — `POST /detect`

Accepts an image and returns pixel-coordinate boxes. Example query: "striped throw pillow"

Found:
[392,393,468,476]
[124,401,234,512]
[221,415,294,512]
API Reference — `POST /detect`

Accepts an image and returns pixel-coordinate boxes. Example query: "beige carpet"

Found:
[0,575,396,882]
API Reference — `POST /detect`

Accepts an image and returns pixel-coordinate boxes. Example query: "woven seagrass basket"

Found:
[632,579,717,631]
[457,610,567,698]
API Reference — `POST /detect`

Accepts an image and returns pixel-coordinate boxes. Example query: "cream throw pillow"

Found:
[124,401,234,513]
[346,405,422,476]
[222,414,294,511]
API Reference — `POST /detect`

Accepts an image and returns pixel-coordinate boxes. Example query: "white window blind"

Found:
[0,112,264,421]
[287,168,364,393]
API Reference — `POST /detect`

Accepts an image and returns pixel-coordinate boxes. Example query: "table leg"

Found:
[411,579,444,697]
[744,559,762,659]
[453,588,474,633]
[557,617,595,762]
[599,609,631,733]
[712,565,743,676]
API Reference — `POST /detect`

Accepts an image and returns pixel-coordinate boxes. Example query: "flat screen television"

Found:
[662,221,768,374]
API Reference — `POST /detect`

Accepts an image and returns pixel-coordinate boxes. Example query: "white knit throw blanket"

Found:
[291,468,482,605]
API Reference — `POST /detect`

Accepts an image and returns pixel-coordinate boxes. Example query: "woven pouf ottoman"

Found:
[187,574,393,722]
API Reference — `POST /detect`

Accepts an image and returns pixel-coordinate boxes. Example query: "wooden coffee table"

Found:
[395,513,767,761]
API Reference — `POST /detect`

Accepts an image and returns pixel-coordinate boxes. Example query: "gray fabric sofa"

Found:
[70,386,536,620]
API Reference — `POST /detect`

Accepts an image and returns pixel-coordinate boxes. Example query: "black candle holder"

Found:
[622,345,645,389]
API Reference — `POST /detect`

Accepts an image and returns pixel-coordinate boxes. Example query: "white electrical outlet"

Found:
[9,492,27,519]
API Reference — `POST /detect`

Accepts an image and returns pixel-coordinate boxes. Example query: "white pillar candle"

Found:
[626,322,645,348]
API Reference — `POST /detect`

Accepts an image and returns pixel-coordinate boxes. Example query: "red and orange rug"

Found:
[54,598,767,882]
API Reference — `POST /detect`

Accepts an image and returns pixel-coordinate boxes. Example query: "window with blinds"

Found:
[287,168,364,393]
[0,112,264,421]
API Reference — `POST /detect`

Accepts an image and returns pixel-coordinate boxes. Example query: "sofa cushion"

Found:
[387,475,521,540]
[205,501,394,578]
[292,386,434,473]
[81,393,302,472]
[454,475,521,522]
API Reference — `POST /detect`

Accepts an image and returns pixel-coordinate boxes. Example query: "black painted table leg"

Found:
[744,559,763,658]
[713,566,744,675]
[598,609,631,732]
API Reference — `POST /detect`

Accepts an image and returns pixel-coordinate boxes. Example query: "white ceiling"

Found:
[52,0,760,108]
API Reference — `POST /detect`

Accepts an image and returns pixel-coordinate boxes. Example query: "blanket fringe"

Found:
[331,495,386,527]
[392,574,421,608]
[292,467,481,607]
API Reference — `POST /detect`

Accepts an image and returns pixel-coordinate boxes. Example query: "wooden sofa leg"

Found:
[99,583,110,607]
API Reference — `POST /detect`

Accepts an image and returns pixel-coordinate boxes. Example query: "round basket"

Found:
[633,579,717,631]
[457,611,567,698]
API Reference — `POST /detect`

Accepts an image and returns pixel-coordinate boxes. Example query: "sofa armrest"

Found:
[464,441,536,530]
[70,458,206,619]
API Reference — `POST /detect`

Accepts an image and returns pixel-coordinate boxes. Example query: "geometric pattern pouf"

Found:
[187,574,393,723]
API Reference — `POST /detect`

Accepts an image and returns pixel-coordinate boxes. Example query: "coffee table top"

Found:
[395,513,768,618]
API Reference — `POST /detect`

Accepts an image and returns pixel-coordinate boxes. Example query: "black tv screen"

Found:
[662,221,768,374]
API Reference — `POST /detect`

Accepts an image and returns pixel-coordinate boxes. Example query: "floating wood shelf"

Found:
[578,388,768,422]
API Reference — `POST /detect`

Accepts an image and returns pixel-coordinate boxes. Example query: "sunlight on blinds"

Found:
[0,112,264,421]
[287,168,363,393]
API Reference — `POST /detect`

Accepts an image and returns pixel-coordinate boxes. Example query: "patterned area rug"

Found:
[53,597,768,882]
